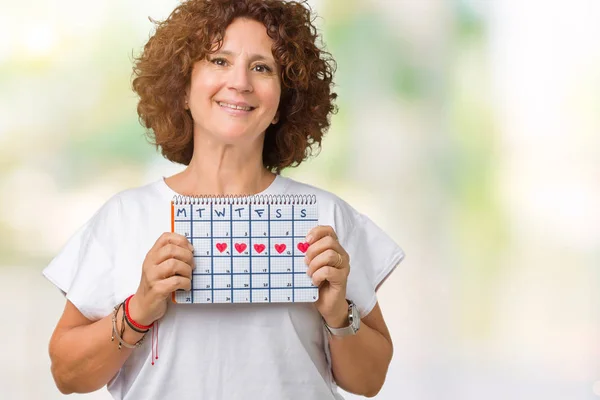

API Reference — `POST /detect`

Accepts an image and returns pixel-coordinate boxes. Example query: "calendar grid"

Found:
[172,197,319,304]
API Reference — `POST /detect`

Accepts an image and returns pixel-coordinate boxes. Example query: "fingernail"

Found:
[305,235,313,243]
[304,256,308,264]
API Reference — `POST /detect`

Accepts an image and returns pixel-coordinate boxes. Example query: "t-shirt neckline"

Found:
[157,174,288,198]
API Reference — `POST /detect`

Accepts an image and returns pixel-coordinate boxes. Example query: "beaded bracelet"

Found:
[111,302,146,349]
[124,295,154,331]
[124,311,150,334]
[122,295,150,334]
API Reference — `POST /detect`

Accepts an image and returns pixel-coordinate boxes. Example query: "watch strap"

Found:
[324,301,360,337]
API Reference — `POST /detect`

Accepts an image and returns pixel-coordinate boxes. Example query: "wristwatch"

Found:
[324,300,360,337]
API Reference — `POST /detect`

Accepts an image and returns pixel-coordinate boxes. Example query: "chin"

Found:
[214,128,261,144]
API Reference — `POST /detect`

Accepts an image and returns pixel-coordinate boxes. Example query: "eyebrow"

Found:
[212,50,275,64]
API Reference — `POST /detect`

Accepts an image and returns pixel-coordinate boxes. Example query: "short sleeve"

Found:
[42,195,122,321]
[340,210,405,317]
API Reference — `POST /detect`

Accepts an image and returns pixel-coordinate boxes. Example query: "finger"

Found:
[304,235,343,265]
[151,232,194,253]
[156,258,193,280]
[307,249,345,277]
[156,275,192,295]
[311,266,347,287]
[305,225,338,245]
[154,243,194,266]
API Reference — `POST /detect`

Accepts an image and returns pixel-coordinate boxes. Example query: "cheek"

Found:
[258,84,281,114]
[190,73,221,102]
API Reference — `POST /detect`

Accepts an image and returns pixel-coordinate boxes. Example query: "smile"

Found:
[217,101,255,111]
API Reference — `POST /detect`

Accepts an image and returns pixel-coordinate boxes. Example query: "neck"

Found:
[168,135,276,196]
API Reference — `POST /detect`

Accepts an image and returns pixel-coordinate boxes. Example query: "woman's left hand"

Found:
[304,225,351,328]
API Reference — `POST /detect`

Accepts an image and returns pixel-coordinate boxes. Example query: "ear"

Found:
[184,87,190,110]
[272,112,279,125]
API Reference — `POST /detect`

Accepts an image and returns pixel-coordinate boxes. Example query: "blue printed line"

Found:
[184,287,318,303]
[268,203,271,302]
[190,203,194,303]
[194,255,303,258]
[198,287,316,291]
[229,203,233,303]
[190,235,309,239]
[210,203,214,303]
[193,272,308,276]
[249,204,253,302]
[181,218,318,222]
[292,204,295,302]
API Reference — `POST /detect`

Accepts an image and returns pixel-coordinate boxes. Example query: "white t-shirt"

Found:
[43,175,404,400]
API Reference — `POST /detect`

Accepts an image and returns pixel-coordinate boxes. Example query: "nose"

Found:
[227,63,253,93]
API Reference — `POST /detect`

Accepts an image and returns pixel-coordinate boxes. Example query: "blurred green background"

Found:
[1,0,599,399]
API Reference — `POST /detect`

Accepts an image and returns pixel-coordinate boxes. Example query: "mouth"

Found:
[216,101,256,112]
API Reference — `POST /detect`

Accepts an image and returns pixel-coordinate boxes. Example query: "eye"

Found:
[252,64,273,73]
[209,57,228,67]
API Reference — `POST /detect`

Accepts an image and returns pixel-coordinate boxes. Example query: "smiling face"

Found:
[186,18,281,145]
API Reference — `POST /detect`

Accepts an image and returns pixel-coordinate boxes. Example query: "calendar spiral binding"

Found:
[172,194,317,206]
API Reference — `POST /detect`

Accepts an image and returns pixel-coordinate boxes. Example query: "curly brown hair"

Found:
[131,0,337,173]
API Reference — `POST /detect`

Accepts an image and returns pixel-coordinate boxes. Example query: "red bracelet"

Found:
[124,295,154,331]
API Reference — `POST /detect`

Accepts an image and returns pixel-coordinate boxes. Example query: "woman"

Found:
[44,0,404,399]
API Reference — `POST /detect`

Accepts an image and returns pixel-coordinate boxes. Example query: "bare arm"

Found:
[328,302,393,397]
[49,300,144,394]
[48,232,194,394]
[303,226,395,397]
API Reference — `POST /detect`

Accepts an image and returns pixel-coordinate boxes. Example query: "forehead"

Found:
[217,18,275,57]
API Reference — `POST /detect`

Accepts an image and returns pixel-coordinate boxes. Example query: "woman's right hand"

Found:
[129,232,195,325]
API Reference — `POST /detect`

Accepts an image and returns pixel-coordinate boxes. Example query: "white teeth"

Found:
[218,102,252,111]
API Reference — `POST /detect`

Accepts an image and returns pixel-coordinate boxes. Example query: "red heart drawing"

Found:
[234,243,247,253]
[253,243,266,254]
[216,243,227,253]
[297,242,310,253]
[274,244,286,254]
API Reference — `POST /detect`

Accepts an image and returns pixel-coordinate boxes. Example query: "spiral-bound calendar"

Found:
[171,194,319,304]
